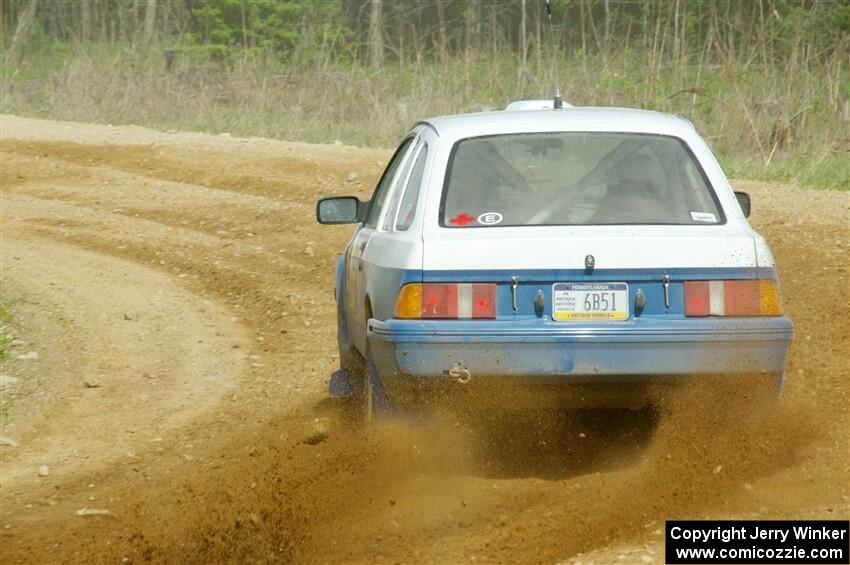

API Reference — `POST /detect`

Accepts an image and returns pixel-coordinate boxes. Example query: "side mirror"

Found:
[734,191,751,218]
[316,196,366,224]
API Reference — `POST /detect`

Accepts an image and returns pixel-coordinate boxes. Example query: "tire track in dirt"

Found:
[0,116,847,563]
[0,235,248,485]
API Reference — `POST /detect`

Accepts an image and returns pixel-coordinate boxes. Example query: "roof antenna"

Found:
[545,0,563,110]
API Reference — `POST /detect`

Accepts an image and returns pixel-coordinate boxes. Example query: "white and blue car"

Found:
[317,102,793,419]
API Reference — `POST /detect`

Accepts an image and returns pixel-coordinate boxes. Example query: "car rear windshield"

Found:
[440,132,723,227]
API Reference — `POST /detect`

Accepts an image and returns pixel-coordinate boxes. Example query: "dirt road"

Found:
[1,115,847,564]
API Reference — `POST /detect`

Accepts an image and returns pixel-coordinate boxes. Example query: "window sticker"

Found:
[477,212,503,225]
[449,213,476,227]
[690,211,717,223]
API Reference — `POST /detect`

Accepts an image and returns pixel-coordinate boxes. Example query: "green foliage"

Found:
[0,21,71,82]
[178,0,353,64]
[723,148,850,192]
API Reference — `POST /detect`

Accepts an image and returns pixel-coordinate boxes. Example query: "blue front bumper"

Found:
[367,317,793,383]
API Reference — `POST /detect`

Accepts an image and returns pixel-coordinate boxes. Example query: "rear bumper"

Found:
[367,317,793,383]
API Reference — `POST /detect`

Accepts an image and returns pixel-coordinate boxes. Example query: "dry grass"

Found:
[2,43,847,189]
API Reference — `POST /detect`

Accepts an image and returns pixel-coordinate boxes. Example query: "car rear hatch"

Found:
[421,225,758,320]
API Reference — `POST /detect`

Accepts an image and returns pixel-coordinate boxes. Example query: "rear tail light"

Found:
[394,283,496,319]
[685,280,783,317]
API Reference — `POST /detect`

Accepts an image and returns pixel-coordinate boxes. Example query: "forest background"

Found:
[1,0,848,189]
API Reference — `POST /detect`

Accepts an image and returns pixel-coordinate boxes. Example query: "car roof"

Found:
[419,106,695,138]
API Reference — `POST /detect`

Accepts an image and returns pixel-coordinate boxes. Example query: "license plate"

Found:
[552,282,629,321]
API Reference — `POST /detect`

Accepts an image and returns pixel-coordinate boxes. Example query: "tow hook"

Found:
[445,363,472,384]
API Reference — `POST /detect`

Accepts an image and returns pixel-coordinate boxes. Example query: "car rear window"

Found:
[440,132,723,227]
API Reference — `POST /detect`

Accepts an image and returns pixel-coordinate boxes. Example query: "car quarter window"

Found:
[365,136,415,227]
[395,143,428,231]
[381,138,423,232]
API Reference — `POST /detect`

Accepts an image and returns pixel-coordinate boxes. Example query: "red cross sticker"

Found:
[449,213,476,227]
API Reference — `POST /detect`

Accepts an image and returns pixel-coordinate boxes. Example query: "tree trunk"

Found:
[101,0,109,41]
[673,0,680,64]
[517,0,527,93]
[80,0,91,42]
[5,0,39,68]
[368,0,384,69]
[0,2,7,45]
[464,1,476,60]
[604,0,610,46]
[489,2,497,60]
[143,0,157,43]
[579,0,586,53]
[162,0,171,38]
[534,0,541,70]
[520,0,527,66]
[585,0,602,54]
[473,0,481,52]
[435,0,448,63]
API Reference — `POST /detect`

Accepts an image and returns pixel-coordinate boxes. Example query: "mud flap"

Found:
[328,364,392,417]
[328,368,363,398]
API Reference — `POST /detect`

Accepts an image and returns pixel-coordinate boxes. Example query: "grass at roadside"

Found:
[1,43,847,190]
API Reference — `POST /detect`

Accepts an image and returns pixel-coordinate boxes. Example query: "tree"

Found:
[368,0,383,69]
[144,0,158,43]
[80,0,91,42]
[5,0,39,68]
[435,0,447,63]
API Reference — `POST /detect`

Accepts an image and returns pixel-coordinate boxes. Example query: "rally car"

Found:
[317,101,793,419]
